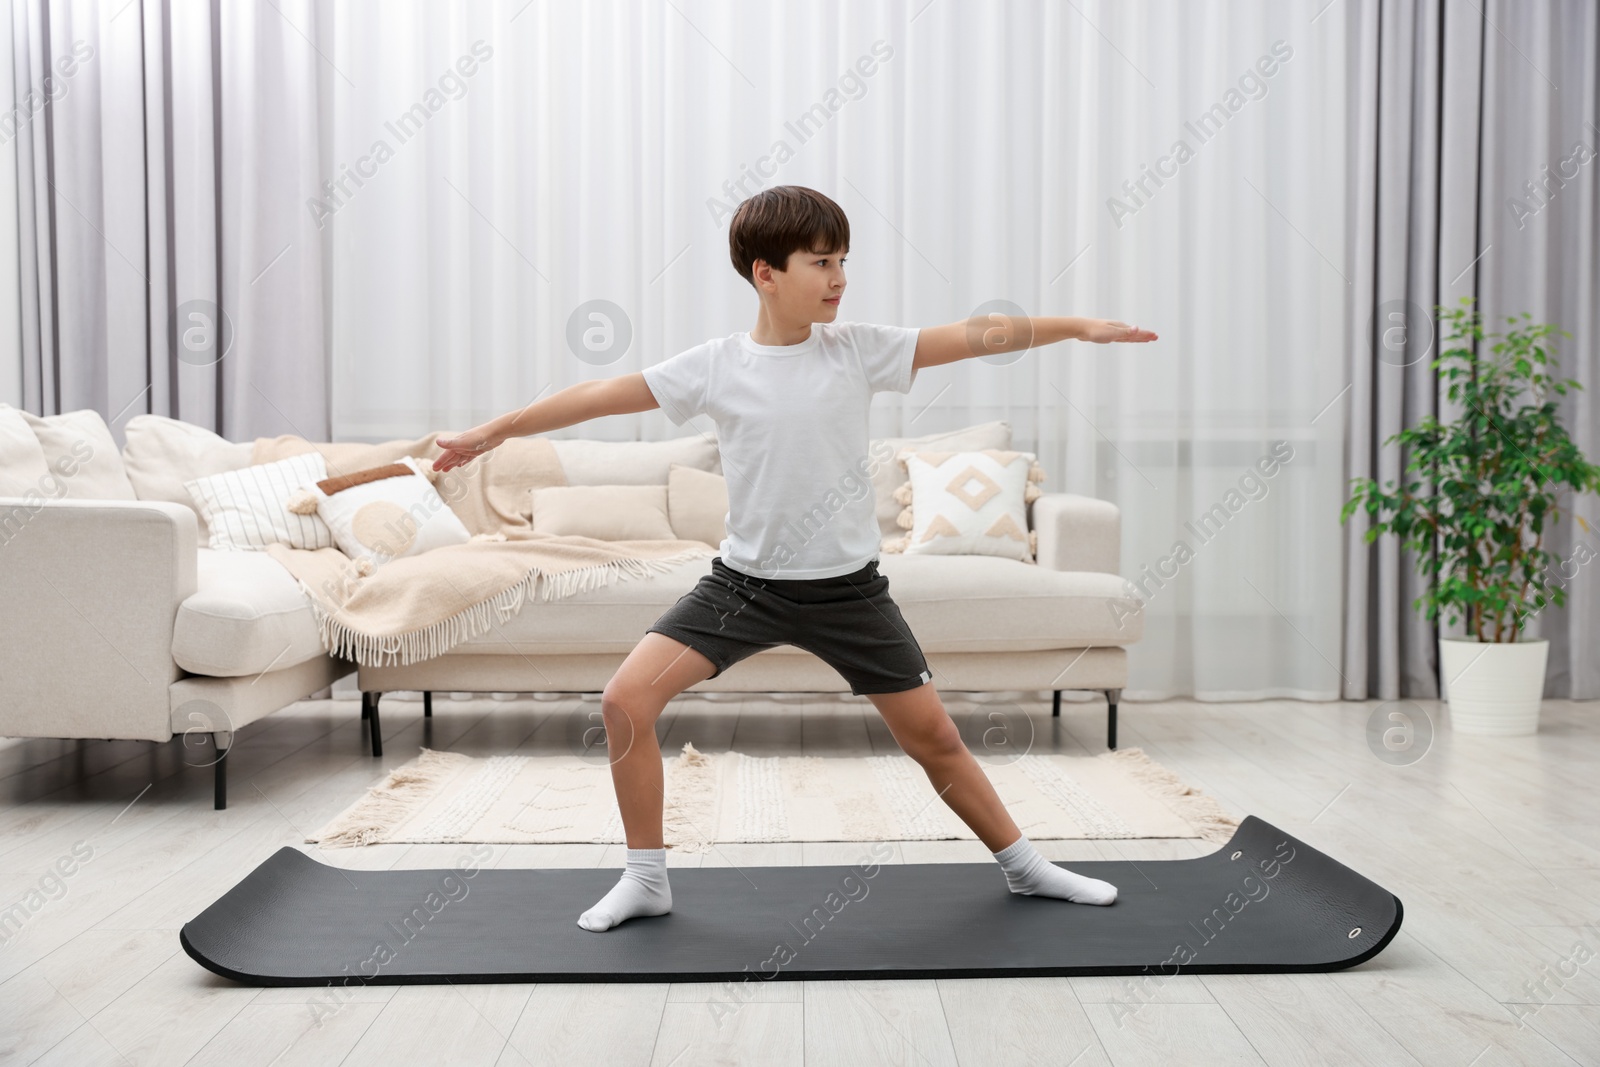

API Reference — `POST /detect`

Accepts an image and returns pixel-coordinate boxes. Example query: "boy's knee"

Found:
[600,680,661,725]
[909,718,966,761]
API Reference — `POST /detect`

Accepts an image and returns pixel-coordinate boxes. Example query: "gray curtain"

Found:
[1342,0,1599,701]
[7,0,329,445]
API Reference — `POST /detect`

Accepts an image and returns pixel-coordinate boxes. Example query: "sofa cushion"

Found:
[0,404,51,497]
[172,548,327,677]
[122,414,254,542]
[871,420,1011,538]
[667,464,727,547]
[450,551,1140,656]
[550,436,721,484]
[530,484,675,540]
[9,405,137,500]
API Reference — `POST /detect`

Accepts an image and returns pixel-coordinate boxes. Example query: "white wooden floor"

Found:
[1,688,1597,1066]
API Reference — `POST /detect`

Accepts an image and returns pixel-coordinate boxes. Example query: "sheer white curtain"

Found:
[321,0,1353,701]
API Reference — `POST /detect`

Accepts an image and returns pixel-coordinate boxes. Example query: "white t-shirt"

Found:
[642,321,921,579]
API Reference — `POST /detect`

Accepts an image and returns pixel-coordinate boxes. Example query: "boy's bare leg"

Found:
[867,682,1117,905]
[866,684,1023,851]
[577,632,718,931]
[601,632,720,847]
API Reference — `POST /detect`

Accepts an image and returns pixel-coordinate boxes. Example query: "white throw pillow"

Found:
[530,484,676,541]
[666,463,728,548]
[870,420,1012,538]
[0,404,52,498]
[311,456,472,567]
[882,449,1043,563]
[122,414,255,543]
[550,436,722,484]
[10,405,137,500]
[185,453,335,551]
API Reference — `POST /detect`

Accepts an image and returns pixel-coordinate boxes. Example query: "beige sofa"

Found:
[0,409,1142,809]
[0,406,358,810]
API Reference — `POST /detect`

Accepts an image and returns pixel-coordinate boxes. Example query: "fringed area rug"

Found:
[307,743,1238,853]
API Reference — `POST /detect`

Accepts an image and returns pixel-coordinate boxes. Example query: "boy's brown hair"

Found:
[728,186,850,287]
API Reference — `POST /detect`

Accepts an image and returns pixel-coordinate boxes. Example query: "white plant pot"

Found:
[1439,637,1548,736]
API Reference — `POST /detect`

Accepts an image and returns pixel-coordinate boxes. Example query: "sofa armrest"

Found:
[0,497,198,741]
[1031,493,1120,574]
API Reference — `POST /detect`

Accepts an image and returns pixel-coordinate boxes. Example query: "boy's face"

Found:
[756,245,847,323]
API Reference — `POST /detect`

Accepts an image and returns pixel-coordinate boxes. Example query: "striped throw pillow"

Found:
[184,453,335,551]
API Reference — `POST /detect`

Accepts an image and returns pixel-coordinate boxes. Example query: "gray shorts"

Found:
[646,557,933,696]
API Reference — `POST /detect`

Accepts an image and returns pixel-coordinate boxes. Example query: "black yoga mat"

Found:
[181,816,1401,986]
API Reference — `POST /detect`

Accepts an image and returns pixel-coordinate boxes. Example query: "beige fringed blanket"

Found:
[252,433,717,667]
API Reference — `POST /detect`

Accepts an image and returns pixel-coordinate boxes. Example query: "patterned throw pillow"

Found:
[184,453,335,551]
[289,455,472,570]
[870,420,1012,538]
[880,449,1044,562]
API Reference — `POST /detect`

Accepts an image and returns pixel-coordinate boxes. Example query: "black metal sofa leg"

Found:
[213,741,229,810]
[363,692,384,757]
[423,690,432,718]
[1052,689,1119,749]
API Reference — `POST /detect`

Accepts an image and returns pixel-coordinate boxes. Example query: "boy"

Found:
[435,185,1157,931]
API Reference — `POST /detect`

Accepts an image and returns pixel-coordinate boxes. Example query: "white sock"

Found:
[992,834,1117,905]
[576,847,672,931]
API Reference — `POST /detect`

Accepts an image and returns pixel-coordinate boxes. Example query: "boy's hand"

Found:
[1080,319,1158,344]
[433,426,507,472]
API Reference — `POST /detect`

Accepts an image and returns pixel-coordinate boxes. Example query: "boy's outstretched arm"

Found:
[433,373,659,471]
[912,315,1158,372]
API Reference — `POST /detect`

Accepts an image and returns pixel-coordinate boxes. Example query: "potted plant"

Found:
[1342,297,1600,736]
